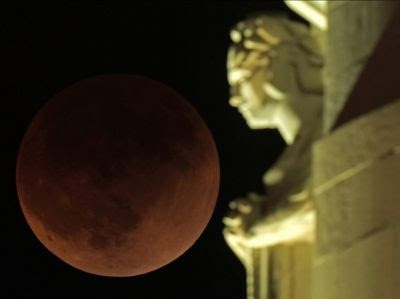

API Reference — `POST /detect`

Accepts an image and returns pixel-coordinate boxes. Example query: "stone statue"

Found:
[224,11,323,231]
[223,9,326,299]
[223,1,400,299]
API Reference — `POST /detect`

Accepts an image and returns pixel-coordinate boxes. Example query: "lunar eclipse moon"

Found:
[16,75,220,277]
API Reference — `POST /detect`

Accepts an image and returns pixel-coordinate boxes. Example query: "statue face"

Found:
[226,15,293,131]
[229,65,281,129]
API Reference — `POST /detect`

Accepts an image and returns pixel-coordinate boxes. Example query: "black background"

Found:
[4,2,294,298]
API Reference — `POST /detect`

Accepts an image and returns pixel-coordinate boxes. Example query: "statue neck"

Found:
[293,96,323,146]
[275,103,301,145]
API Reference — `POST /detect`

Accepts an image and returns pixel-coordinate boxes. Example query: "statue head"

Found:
[227,14,323,144]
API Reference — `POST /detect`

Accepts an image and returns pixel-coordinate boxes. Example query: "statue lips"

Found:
[16,74,220,277]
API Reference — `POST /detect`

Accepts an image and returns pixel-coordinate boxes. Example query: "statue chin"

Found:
[240,103,301,145]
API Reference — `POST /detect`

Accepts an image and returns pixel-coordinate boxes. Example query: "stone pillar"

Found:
[312,99,400,299]
[271,243,313,299]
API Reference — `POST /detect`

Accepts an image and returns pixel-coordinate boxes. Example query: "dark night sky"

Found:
[4,2,294,298]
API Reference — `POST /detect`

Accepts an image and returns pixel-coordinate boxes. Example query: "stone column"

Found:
[270,243,313,299]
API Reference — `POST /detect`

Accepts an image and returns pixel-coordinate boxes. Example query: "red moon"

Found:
[16,75,219,277]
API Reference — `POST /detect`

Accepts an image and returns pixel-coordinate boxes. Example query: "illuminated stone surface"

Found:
[312,98,400,299]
